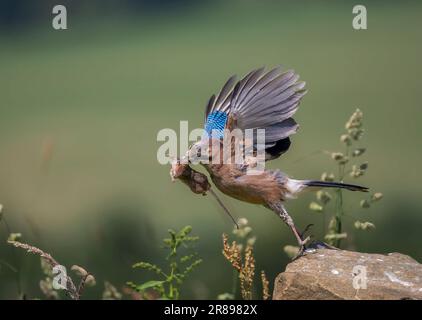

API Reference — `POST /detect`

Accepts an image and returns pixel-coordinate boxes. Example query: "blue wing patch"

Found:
[204,111,228,139]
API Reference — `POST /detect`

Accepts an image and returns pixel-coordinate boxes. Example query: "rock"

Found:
[273,249,422,300]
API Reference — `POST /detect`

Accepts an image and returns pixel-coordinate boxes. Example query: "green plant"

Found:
[128,225,202,300]
[308,109,383,247]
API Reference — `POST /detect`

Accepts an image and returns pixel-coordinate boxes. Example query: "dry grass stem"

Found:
[261,271,270,300]
[8,240,93,300]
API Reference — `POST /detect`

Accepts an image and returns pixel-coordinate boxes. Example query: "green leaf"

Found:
[179,225,192,238]
[129,225,201,299]
[135,280,164,291]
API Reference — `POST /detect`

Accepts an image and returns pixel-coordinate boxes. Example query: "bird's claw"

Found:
[291,224,315,260]
[292,235,312,260]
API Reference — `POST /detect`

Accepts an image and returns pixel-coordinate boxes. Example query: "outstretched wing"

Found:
[203,67,307,160]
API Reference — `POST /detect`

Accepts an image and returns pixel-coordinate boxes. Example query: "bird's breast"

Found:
[206,164,270,205]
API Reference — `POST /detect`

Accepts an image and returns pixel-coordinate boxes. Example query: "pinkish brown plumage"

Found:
[172,67,368,258]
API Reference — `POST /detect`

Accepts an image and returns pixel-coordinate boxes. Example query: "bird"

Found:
[170,66,368,257]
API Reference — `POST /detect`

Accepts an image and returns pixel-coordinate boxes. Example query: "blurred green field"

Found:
[1,1,422,299]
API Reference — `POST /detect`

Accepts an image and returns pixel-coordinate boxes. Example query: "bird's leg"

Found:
[267,202,311,259]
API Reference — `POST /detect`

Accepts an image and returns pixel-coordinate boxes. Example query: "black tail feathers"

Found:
[304,180,369,192]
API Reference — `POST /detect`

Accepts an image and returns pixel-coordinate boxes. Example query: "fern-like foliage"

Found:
[128,226,202,300]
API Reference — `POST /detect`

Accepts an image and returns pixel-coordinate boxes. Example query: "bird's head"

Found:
[186,138,222,164]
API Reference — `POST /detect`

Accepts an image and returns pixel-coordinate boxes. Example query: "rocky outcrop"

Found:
[273,249,422,300]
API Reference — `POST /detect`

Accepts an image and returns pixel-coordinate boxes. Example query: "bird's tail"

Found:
[302,180,369,192]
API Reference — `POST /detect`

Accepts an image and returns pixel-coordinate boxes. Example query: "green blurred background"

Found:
[1,0,421,299]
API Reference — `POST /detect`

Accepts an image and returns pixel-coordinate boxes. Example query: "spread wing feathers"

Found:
[204,75,237,121]
[229,67,306,133]
[203,67,307,159]
[257,118,298,146]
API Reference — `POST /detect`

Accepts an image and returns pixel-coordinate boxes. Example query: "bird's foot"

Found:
[291,224,315,260]
[292,236,312,261]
